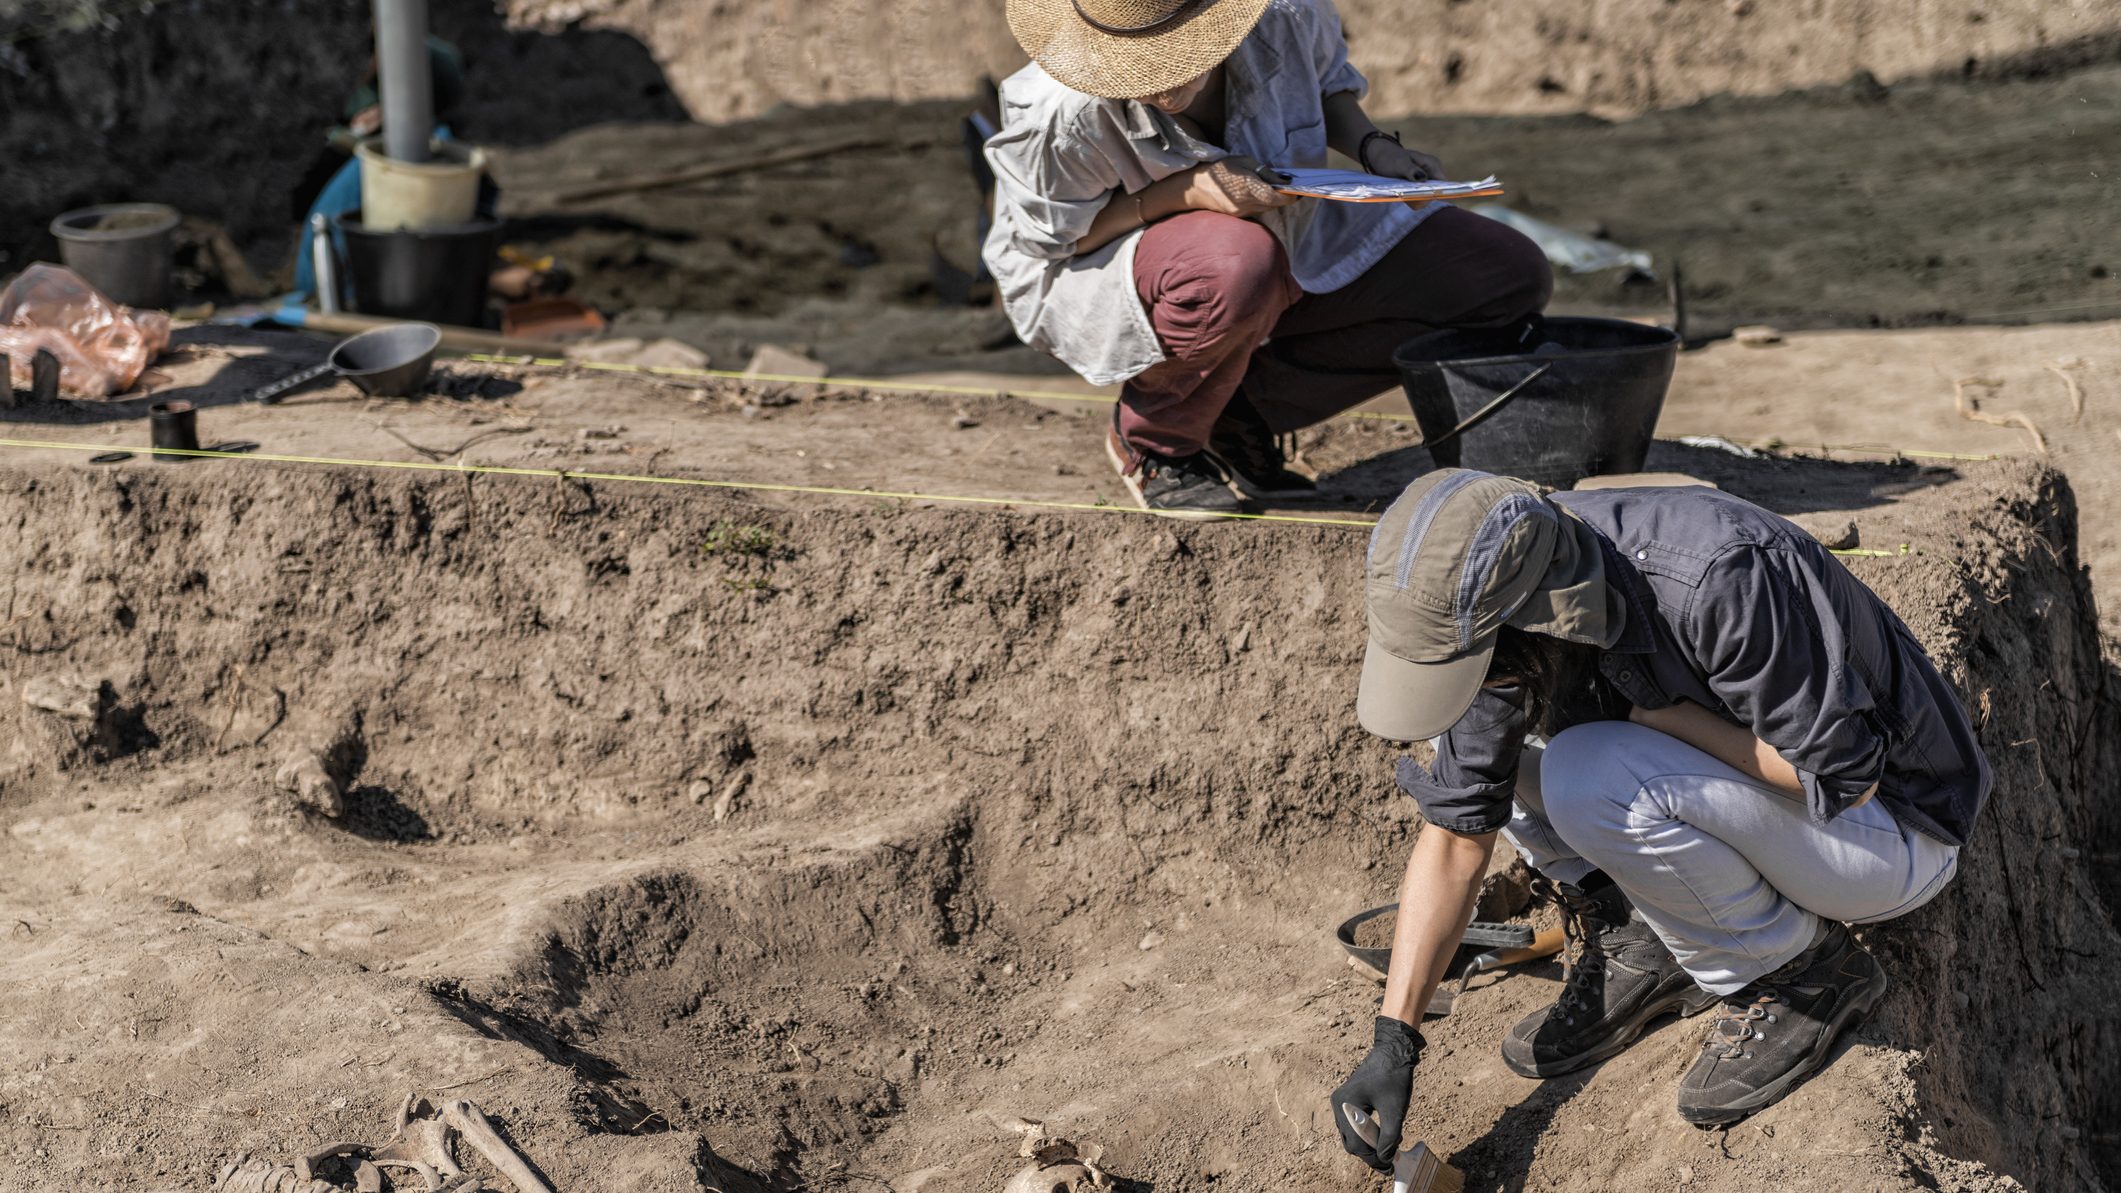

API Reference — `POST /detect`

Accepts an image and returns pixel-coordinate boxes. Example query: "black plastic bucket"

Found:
[336,209,498,328]
[1393,317,1680,489]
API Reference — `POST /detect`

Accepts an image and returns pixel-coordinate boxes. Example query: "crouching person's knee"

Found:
[1536,721,1644,857]
[1146,214,1297,360]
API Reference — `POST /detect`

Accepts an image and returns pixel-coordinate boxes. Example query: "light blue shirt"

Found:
[982,0,1433,386]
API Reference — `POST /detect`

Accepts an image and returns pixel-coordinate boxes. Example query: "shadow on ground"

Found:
[1292,435,1951,522]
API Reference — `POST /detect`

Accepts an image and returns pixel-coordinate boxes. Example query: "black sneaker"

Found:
[1677,921,1887,1126]
[1501,877,1718,1079]
[1206,392,1316,498]
[1105,424,1242,519]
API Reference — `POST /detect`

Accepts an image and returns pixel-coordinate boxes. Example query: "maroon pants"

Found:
[1118,206,1554,457]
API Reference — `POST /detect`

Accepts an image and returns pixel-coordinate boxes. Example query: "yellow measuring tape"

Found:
[463,353,1126,407]
[461,353,1999,462]
[0,436,1917,556]
[0,437,1381,529]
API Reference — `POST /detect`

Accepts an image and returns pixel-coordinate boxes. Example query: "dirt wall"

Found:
[507,0,2121,121]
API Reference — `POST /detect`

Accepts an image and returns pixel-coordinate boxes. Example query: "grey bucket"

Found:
[49,203,181,309]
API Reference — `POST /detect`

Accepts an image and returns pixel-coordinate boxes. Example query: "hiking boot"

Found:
[1105,423,1243,519]
[1677,921,1887,1126]
[1206,393,1316,498]
[1501,877,1718,1079]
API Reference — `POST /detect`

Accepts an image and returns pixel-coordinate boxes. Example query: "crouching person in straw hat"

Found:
[1330,470,1991,1168]
[986,0,1552,518]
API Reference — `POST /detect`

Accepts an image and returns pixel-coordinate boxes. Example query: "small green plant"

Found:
[701,521,776,559]
[702,520,784,600]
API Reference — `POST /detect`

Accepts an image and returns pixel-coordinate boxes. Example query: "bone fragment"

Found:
[440,1099,554,1193]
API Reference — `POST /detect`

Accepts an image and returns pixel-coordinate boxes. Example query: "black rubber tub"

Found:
[336,209,498,328]
[1393,316,1680,489]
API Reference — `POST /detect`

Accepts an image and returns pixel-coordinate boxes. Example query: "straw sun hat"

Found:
[1007,0,1275,99]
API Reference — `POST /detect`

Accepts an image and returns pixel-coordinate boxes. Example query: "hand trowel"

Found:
[1422,923,1566,1017]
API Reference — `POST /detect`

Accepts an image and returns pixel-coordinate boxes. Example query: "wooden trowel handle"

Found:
[1482,924,1566,969]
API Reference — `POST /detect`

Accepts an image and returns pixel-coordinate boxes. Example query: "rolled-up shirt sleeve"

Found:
[1308,0,1368,99]
[984,111,1125,261]
[1395,686,1526,835]
[1692,547,1891,824]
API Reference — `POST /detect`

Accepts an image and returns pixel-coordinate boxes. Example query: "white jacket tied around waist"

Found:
[981,0,1434,387]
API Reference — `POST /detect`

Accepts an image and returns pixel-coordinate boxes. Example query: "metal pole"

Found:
[374,0,433,163]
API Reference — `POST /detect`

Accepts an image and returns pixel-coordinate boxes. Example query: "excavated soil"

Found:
[0,429,2114,1190]
[7,9,2118,337]
[484,61,2121,361]
[501,0,2121,123]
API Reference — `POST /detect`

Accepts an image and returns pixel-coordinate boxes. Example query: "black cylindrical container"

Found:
[1393,317,1680,490]
[335,209,498,328]
[149,401,199,462]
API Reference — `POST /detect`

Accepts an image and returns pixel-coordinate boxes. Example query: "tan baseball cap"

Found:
[1357,469,1621,741]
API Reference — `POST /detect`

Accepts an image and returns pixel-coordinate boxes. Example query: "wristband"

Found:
[1135,191,1150,226]
[1358,129,1403,174]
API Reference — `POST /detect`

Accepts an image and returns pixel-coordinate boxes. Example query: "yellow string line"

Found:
[464,353,1125,406]
[0,436,1915,556]
[0,437,1380,529]
[461,354,1999,461]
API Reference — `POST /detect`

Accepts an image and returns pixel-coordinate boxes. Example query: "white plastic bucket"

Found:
[355,139,488,231]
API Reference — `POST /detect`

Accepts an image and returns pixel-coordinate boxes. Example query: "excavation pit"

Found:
[0,439,2113,1192]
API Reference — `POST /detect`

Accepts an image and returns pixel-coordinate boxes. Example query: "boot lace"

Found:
[1705,991,1781,1060]
[1532,877,1609,1025]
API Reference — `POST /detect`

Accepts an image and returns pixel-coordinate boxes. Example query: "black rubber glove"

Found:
[1330,1015,1425,1172]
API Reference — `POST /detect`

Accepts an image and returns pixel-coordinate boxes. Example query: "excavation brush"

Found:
[1340,1106,1466,1193]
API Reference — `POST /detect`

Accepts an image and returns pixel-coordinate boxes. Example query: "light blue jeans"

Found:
[1506,721,1960,995]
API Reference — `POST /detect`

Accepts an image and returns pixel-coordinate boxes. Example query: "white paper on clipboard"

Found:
[1272,167,1504,203]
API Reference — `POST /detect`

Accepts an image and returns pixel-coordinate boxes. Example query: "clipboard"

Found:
[1272,166,1505,204]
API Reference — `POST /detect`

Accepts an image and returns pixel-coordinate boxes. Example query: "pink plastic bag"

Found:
[0,264,172,399]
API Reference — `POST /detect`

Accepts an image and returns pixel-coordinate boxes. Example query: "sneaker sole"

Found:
[1104,436,1241,521]
[1503,984,1722,1079]
[1677,971,1890,1126]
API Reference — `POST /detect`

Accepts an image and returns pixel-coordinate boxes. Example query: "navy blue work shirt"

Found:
[1397,486,1992,847]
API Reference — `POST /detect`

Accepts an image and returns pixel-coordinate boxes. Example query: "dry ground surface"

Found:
[891,319,2121,639]
[1,38,2118,1193]
[0,332,2117,1192]
[486,63,2121,360]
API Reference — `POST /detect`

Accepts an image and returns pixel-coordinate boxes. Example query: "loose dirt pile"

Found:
[0,440,2113,1190]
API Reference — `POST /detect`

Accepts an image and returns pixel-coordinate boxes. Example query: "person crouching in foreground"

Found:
[1331,469,1990,1170]
[985,0,1551,518]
